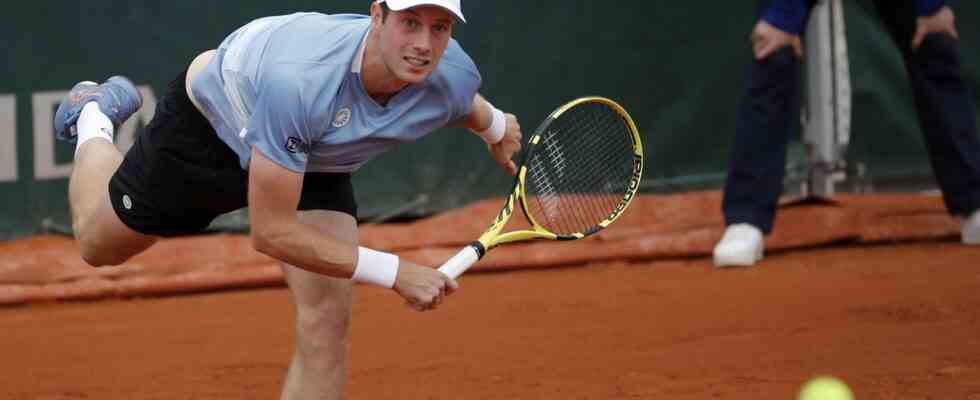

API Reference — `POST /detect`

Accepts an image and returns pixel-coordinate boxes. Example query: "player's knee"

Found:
[78,244,126,267]
[297,306,351,335]
[295,307,352,351]
[76,234,131,267]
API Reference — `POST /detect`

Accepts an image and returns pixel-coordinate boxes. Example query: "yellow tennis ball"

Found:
[798,376,854,400]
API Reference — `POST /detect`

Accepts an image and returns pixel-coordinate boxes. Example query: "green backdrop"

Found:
[0,1,977,239]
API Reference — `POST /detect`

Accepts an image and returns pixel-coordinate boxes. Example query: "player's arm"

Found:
[247,147,456,311]
[247,147,354,277]
[456,93,523,175]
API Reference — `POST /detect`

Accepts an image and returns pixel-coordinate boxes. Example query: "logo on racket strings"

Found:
[606,155,643,221]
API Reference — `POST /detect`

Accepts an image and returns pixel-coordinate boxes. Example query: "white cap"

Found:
[379,0,466,23]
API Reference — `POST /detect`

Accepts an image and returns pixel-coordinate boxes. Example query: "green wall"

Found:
[0,1,977,238]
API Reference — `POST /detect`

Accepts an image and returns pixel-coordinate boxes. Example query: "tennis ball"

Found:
[798,376,854,400]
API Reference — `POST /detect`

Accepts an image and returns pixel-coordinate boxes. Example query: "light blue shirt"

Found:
[190,12,482,173]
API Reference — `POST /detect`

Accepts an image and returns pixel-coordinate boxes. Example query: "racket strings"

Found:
[524,102,636,235]
[538,130,615,230]
[531,141,630,234]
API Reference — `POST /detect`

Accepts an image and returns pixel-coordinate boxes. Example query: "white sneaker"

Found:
[963,209,980,245]
[713,223,764,268]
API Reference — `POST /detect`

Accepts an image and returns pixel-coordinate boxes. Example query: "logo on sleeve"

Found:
[285,137,310,154]
[332,107,352,128]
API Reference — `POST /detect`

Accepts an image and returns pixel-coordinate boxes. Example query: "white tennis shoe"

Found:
[713,223,764,268]
[963,209,980,245]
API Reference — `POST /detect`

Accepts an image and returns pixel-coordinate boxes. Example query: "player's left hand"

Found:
[489,113,522,175]
[912,6,958,50]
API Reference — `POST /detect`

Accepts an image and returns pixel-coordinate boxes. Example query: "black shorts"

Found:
[108,71,357,237]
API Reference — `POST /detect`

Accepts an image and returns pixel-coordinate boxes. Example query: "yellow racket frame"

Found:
[474,96,644,251]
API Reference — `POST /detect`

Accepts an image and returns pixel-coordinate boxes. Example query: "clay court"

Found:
[2,193,979,399]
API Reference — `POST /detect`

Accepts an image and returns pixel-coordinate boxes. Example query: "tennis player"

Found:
[53,1,521,398]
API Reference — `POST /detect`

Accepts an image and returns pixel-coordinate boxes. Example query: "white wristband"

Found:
[476,104,506,144]
[353,247,399,288]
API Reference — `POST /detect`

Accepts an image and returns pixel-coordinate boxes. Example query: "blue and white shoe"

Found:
[53,76,143,142]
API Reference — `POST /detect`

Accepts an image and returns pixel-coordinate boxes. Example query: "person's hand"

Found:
[392,259,458,312]
[912,6,958,50]
[489,113,522,176]
[751,20,803,60]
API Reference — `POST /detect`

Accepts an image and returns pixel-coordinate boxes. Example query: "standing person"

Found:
[713,0,980,268]
[52,1,522,398]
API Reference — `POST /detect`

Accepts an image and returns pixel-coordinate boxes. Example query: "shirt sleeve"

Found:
[243,66,315,173]
[916,0,946,16]
[442,43,483,125]
[760,0,811,35]
[449,71,481,124]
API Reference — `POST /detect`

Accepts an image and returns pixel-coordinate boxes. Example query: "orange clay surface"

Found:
[2,243,980,399]
[1,193,979,399]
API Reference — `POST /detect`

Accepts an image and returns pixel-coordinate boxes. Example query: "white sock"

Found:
[75,102,114,156]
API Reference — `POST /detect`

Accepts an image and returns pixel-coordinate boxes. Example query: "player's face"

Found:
[377,6,454,84]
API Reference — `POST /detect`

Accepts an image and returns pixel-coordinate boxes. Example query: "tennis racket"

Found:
[438,96,644,279]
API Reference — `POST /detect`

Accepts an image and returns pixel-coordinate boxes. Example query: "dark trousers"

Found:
[723,1,980,233]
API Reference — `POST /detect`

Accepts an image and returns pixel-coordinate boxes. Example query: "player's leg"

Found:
[279,172,360,400]
[280,209,357,400]
[873,0,980,243]
[715,1,811,267]
[55,78,158,265]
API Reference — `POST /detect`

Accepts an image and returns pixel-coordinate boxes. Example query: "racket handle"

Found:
[437,244,483,280]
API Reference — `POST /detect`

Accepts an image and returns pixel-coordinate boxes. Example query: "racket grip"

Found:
[437,244,482,279]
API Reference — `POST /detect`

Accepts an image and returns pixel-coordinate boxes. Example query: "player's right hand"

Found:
[393,259,458,312]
